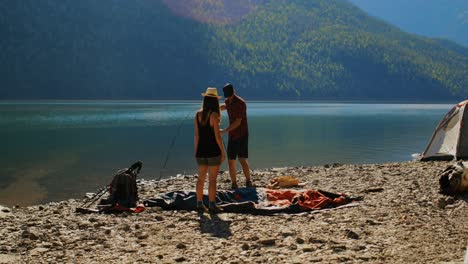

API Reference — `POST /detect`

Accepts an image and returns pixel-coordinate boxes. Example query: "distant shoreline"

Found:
[0,99,459,104]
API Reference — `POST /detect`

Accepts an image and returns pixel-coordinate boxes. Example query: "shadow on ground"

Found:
[198,213,232,238]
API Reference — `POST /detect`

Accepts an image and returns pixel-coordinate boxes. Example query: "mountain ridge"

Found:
[0,0,467,100]
[348,0,468,47]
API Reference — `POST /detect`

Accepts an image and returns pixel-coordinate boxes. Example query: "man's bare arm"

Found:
[222,118,241,133]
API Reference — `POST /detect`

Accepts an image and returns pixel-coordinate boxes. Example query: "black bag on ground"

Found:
[104,161,142,208]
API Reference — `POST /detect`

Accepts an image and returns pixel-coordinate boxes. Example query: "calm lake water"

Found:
[0,101,453,206]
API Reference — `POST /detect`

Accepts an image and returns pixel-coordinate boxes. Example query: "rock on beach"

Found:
[0,161,467,263]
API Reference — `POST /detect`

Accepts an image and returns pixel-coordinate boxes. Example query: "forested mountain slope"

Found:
[1,0,467,100]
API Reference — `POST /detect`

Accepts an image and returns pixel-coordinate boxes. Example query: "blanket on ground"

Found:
[144,188,359,215]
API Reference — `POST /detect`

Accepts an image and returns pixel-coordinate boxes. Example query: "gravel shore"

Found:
[1,161,467,263]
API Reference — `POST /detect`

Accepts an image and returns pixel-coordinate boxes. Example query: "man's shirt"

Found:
[225,95,249,140]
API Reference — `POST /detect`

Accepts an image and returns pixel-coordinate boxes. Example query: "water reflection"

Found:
[0,102,451,206]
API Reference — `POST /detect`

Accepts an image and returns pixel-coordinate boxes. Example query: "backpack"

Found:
[439,161,468,195]
[107,161,142,208]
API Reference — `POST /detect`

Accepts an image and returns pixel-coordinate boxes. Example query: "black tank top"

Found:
[196,112,221,158]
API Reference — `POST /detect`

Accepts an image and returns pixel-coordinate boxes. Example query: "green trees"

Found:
[0,0,466,100]
[207,0,468,100]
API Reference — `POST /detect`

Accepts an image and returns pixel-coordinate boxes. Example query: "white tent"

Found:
[421,100,468,161]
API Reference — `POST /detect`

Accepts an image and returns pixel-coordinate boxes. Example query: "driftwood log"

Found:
[439,161,468,195]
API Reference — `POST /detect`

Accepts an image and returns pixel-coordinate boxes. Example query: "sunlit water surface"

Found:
[0,101,452,205]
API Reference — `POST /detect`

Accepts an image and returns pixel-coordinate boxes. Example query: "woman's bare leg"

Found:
[208,165,219,202]
[196,165,208,202]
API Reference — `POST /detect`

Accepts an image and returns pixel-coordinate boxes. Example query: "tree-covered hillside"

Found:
[208,0,468,100]
[0,0,216,99]
[0,0,467,100]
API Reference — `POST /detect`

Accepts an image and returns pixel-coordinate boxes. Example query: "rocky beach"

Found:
[0,160,467,263]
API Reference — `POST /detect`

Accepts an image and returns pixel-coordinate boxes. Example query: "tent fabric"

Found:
[421,100,468,161]
[457,105,468,157]
[144,188,356,215]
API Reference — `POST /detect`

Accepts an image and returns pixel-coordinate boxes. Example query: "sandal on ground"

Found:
[196,204,209,213]
[209,205,224,214]
[246,180,253,188]
[231,182,239,190]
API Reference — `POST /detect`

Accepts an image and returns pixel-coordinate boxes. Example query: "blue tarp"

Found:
[144,188,358,215]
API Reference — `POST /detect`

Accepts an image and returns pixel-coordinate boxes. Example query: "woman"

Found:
[194,87,226,213]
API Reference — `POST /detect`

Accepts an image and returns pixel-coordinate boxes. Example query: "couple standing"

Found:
[194,83,251,213]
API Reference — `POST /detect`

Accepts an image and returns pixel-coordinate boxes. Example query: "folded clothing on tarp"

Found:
[144,188,358,215]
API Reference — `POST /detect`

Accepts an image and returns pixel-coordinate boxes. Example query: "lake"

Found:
[0,101,452,206]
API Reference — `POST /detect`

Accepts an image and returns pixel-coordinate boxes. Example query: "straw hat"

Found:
[201,87,221,99]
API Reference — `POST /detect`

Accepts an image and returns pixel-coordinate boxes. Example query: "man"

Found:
[220,83,252,189]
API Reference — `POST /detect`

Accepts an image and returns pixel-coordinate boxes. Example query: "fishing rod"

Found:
[159,108,196,180]
[158,104,229,180]
[79,186,108,208]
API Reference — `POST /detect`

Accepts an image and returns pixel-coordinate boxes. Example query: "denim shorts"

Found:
[196,156,222,166]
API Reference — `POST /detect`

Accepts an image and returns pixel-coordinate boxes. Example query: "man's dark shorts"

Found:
[228,136,248,160]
